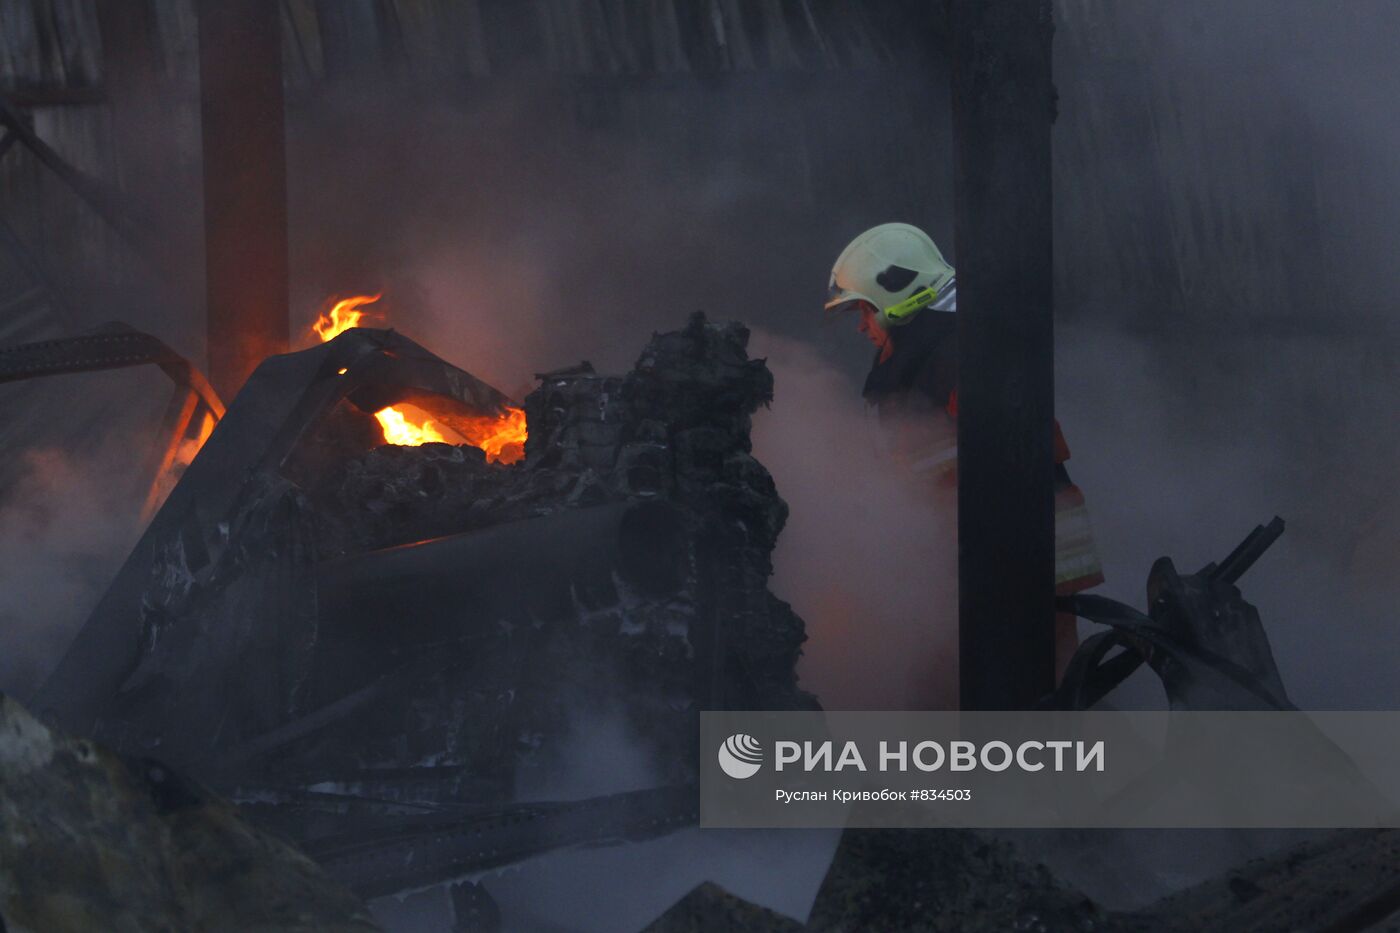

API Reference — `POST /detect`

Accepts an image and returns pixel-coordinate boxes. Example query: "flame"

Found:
[374,405,449,447]
[143,406,219,522]
[313,293,382,342]
[457,405,528,464]
[180,410,218,464]
[311,293,526,461]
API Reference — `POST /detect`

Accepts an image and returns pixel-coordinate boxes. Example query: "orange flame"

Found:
[374,405,449,447]
[143,406,219,522]
[457,405,528,464]
[313,294,382,342]
[311,293,526,461]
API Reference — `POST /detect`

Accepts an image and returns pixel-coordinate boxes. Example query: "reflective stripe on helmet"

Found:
[883,277,957,324]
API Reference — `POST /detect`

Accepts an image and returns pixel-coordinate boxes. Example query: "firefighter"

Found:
[825,222,1103,679]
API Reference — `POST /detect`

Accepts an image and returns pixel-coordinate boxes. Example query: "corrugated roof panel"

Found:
[647,0,688,74]
[711,0,754,71]
[0,0,921,88]
[0,1,45,88]
[44,0,100,87]
[537,0,592,75]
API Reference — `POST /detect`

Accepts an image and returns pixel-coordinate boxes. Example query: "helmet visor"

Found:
[824,282,877,315]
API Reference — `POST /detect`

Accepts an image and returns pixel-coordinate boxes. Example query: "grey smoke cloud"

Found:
[0,443,144,699]
[750,330,959,711]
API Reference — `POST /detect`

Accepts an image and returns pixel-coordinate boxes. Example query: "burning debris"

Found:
[10,311,1390,931]
[26,311,811,900]
[308,294,527,458]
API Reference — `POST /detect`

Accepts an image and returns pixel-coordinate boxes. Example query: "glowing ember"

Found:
[311,293,526,461]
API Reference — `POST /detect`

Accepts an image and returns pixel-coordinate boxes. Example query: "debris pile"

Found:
[279,312,814,794]
[16,314,1396,931]
[33,313,812,898]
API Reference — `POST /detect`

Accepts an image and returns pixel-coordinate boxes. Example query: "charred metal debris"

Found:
[32,311,814,898]
[1050,516,1292,711]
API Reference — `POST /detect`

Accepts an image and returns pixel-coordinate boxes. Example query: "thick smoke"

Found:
[1051,0,1400,711]
[268,6,1395,723]
[1055,324,1400,713]
[280,70,943,388]
[750,331,959,710]
[0,440,145,699]
[3,0,1389,719]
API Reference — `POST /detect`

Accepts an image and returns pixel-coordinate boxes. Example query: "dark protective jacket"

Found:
[860,310,1104,594]
[862,305,958,408]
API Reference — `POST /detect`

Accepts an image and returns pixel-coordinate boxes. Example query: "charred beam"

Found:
[197,0,290,398]
[951,0,1058,710]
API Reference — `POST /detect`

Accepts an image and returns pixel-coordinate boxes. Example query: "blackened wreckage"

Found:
[32,311,814,898]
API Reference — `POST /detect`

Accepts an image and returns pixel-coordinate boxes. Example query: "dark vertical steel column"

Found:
[197,0,289,399]
[951,0,1058,710]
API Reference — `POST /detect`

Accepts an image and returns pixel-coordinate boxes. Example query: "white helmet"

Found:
[825,223,956,328]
